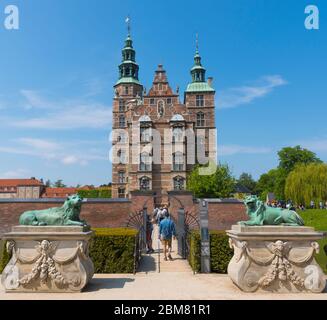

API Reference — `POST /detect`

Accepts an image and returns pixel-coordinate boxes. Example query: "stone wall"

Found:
[0,195,247,236]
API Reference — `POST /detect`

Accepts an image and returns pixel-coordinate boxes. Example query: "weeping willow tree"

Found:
[285,163,327,206]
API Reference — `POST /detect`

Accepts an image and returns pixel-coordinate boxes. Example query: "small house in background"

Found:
[0,178,44,199]
[233,183,251,200]
[266,192,276,204]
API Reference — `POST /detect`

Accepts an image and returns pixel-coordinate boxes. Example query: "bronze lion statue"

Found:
[19,194,87,226]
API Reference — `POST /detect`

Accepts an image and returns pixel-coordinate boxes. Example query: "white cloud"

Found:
[297,138,327,152]
[219,144,272,156]
[218,75,287,109]
[12,103,112,129]
[18,138,60,151]
[20,90,57,109]
[0,169,30,179]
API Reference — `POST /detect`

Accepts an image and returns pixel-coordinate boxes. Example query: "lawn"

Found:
[300,209,327,274]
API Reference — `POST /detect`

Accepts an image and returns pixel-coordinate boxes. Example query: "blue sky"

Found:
[0,0,326,186]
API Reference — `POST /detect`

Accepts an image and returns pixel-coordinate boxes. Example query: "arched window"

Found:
[173,176,185,190]
[140,152,151,171]
[139,176,151,191]
[173,152,184,171]
[196,112,205,127]
[119,115,126,128]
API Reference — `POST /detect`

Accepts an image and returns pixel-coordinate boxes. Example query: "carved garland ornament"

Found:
[7,239,89,288]
[229,239,320,288]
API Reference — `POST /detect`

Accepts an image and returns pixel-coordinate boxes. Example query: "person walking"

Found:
[319,201,324,210]
[158,211,177,261]
[310,200,315,209]
[146,215,154,254]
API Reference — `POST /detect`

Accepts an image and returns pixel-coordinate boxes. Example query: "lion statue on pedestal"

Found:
[19,194,87,226]
[239,195,304,226]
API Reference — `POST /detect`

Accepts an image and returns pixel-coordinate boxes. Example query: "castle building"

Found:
[111,28,216,201]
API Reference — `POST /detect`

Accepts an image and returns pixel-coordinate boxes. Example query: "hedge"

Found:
[187,230,233,273]
[90,228,138,273]
[0,228,138,274]
[77,188,112,199]
[0,239,9,274]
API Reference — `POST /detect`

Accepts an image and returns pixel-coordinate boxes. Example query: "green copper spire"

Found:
[185,34,214,93]
[115,16,140,86]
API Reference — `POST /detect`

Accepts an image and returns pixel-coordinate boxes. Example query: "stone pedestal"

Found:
[1,226,94,293]
[227,225,326,293]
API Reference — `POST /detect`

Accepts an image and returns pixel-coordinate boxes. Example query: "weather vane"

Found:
[196,33,199,53]
[126,15,131,36]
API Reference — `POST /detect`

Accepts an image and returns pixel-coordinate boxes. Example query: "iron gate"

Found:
[126,207,148,274]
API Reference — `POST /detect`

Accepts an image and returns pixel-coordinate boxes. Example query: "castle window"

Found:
[139,176,151,191]
[119,100,125,112]
[167,98,172,105]
[173,176,185,190]
[118,188,126,198]
[140,127,151,143]
[119,115,126,128]
[118,150,126,164]
[196,95,204,107]
[196,112,205,127]
[173,152,184,171]
[125,86,129,95]
[150,98,155,105]
[118,171,126,183]
[172,127,184,143]
[140,152,152,171]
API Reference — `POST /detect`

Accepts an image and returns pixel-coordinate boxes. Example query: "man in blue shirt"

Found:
[159,211,177,261]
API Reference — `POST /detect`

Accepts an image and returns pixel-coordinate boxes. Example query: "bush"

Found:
[0,228,138,275]
[187,230,233,273]
[89,228,138,273]
[77,188,112,199]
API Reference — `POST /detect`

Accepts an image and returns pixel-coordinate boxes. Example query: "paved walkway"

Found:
[138,225,192,274]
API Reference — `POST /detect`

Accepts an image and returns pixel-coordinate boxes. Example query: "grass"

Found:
[300,209,327,274]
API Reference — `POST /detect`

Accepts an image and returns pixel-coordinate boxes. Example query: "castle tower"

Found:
[112,23,143,199]
[184,37,217,166]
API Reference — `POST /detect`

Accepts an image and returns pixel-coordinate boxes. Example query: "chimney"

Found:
[207,77,213,87]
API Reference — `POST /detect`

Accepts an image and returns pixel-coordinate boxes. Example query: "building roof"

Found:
[185,82,215,93]
[0,179,43,187]
[115,77,141,86]
[234,183,251,194]
[42,187,78,198]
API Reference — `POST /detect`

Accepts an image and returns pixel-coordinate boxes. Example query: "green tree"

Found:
[255,168,287,200]
[278,145,322,174]
[187,164,235,198]
[53,179,66,188]
[285,163,327,206]
[237,173,257,194]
